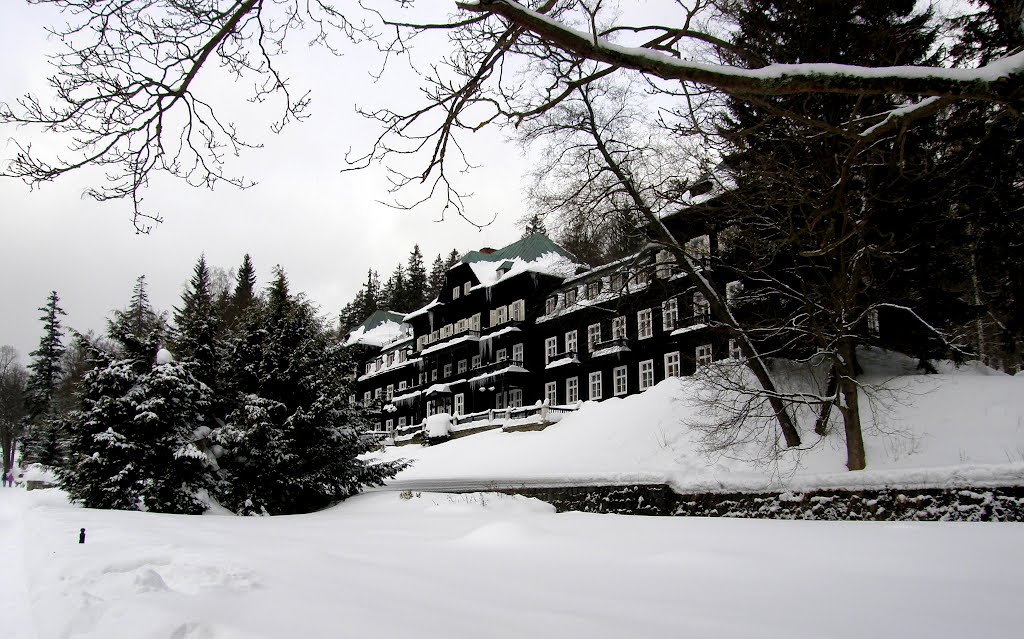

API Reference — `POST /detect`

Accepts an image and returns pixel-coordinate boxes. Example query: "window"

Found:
[611,272,626,291]
[470,313,481,331]
[686,234,711,266]
[398,417,406,428]
[655,249,675,278]
[545,381,558,405]
[613,366,627,396]
[510,299,526,322]
[454,393,465,415]
[694,292,710,324]
[363,391,371,404]
[589,371,603,400]
[662,298,679,332]
[612,316,626,340]
[696,344,713,366]
[512,343,524,363]
[586,280,602,299]
[664,351,681,378]
[566,377,579,403]
[545,296,557,314]
[386,384,394,400]
[431,369,438,381]
[496,348,508,362]
[452,286,460,300]
[398,381,407,391]
[729,338,743,360]
[463,281,471,295]
[385,419,394,434]
[443,363,452,378]
[419,372,427,385]
[639,360,654,391]
[637,309,653,339]
[633,270,649,287]
[495,392,506,410]
[456,319,466,334]
[458,359,468,374]
[386,352,395,366]
[471,354,482,369]
[496,305,508,324]
[867,309,880,336]
[509,389,523,408]
[545,336,558,364]
[374,388,382,399]
[565,330,577,355]
[588,324,601,351]
[365,362,373,375]
[565,287,577,306]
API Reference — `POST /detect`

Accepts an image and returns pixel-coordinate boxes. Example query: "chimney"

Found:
[479,247,496,255]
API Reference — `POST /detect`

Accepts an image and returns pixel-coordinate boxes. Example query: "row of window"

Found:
[414,300,527,352]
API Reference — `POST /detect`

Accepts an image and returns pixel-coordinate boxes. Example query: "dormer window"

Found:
[545,296,557,315]
[586,280,602,299]
[497,260,515,276]
[565,287,578,306]
[463,281,471,295]
[452,286,461,300]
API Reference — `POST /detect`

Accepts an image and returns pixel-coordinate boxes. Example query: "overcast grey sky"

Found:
[0,3,527,362]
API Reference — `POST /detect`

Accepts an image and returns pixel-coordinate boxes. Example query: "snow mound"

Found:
[156,348,174,364]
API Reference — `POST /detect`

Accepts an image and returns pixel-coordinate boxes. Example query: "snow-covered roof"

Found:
[671,323,708,336]
[546,357,580,370]
[345,310,410,348]
[461,233,581,289]
[403,298,443,322]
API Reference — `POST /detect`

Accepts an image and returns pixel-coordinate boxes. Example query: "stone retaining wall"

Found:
[502,484,1024,522]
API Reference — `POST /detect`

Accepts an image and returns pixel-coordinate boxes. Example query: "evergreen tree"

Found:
[108,275,167,362]
[25,291,66,418]
[216,265,407,515]
[173,255,221,390]
[427,253,447,300]
[21,291,68,466]
[445,249,461,270]
[520,212,548,238]
[382,264,407,312]
[223,254,258,331]
[405,244,428,310]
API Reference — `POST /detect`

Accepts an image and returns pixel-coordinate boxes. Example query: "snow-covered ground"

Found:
[377,350,1024,491]
[3,487,1023,639]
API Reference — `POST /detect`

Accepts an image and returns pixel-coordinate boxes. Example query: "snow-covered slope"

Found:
[377,350,1024,491]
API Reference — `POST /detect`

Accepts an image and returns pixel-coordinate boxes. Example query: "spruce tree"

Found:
[427,254,447,300]
[21,291,68,466]
[406,244,428,310]
[520,212,548,238]
[173,255,221,390]
[223,254,258,331]
[215,266,407,515]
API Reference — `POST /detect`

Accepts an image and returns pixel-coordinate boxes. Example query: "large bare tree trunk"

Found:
[836,340,866,470]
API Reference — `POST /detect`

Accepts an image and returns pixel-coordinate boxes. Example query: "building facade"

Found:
[348,231,731,444]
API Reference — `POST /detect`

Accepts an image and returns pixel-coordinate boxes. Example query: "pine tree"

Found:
[173,255,221,391]
[427,254,447,301]
[223,254,258,331]
[405,244,428,310]
[21,292,68,466]
[445,249,461,270]
[520,212,548,238]
[215,265,407,515]
[25,291,66,418]
[382,264,407,311]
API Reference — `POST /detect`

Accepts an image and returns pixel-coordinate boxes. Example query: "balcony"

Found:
[590,337,631,358]
[419,330,481,356]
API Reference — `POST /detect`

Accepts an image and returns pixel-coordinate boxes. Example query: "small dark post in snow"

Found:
[79,528,86,544]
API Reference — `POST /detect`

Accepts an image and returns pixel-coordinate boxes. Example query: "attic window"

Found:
[565,287,578,306]
[586,280,602,299]
[497,260,515,276]
[545,296,557,315]
[452,286,461,300]
[463,281,471,295]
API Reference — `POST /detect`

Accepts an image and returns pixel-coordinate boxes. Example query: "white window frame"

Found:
[612,316,627,340]
[510,299,526,322]
[452,286,460,300]
[729,338,743,360]
[454,393,465,416]
[495,392,506,410]
[588,324,601,351]
[398,416,406,428]
[664,351,681,378]
[496,348,508,362]
[663,298,679,331]
[385,419,394,434]
[458,359,467,374]
[589,371,603,401]
[443,363,453,378]
[496,305,508,324]
[566,377,579,403]
[512,343,524,363]
[867,309,880,336]
[545,381,558,405]
[545,336,558,364]
[639,360,654,391]
[613,366,627,396]
[363,391,371,404]
[509,389,523,409]
[398,381,407,391]
[463,281,472,295]
[386,384,394,400]
[471,354,482,369]
[696,343,714,366]
[637,309,653,339]
[565,330,578,355]
[545,296,557,315]
[565,287,577,306]
[431,369,438,381]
